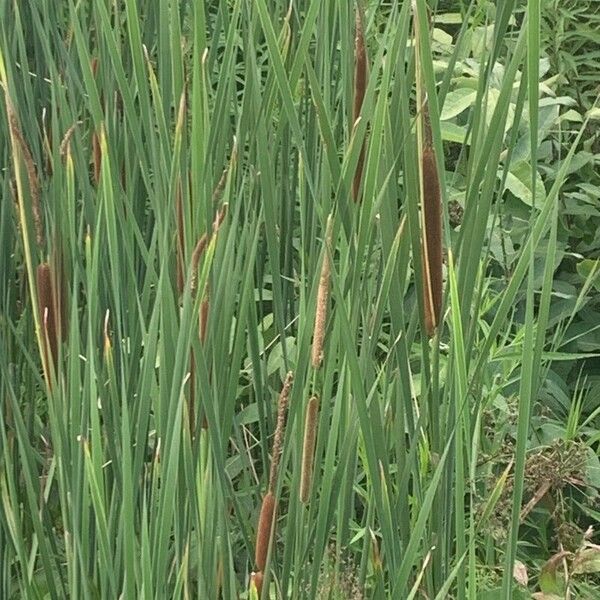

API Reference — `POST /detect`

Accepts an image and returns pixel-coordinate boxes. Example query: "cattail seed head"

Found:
[212,138,237,204]
[352,3,368,203]
[255,491,276,571]
[91,57,99,78]
[416,23,443,337]
[421,143,442,337]
[212,165,230,203]
[92,130,101,186]
[311,217,333,369]
[36,263,58,371]
[300,395,319,504]
[6,96,44,248]
[421,96,433,149]
[212,203,228,234]
[59,122,79,158]
[268,371,293,491]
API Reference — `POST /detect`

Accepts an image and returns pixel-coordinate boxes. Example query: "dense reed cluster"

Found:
[2,0,595,598]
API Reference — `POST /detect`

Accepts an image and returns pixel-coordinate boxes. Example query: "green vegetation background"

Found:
[1,0,600,598]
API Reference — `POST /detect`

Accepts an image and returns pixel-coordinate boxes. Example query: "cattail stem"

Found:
[51,245,68,344]
[176,179,185,296]
[300,395,319,503]
[255,491,276,571]
[250,571,264,598]
[311,217,333,369]
[352,3,368,203]
[199,296,209,344]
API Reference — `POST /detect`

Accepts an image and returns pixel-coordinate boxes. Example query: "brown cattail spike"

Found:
[212,166,230,203]
[268,371,293,492]
[6,97,44,248]
[421,99,443,336]
[422,97,434,149]
[311,217,333,369]
[212,138,237,203]
[255,491,276,571]
[36,263,58,371]
[212,203,228,234]
[59,122,79,157]
[352,2,368,203]
[300,395,319,504]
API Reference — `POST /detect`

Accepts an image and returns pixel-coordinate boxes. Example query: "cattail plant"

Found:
[59,122,79,157]
[196,203,227,340]
[268,370,293,491]
[5,93,67,388]
[189,232,208,433]
[413,1,443,337]
[255,491,276,571]
[187,204,228,433]
[6,95,44,248]
[36,262,58,373]
[420,101,443,337]
[300,395,319,503]
[212,202,228,234]
[311,216,333,369]
[352,2,368,203]
[253,371,293,575]
[92,125,102,186]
